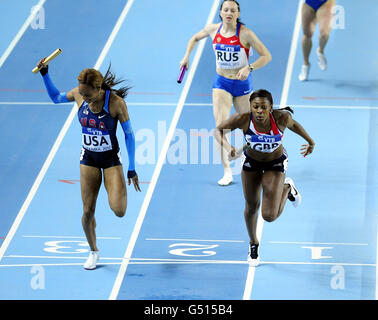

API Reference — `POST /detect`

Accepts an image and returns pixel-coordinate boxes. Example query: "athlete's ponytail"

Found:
[280,106,294,114]
[101,63,132,99]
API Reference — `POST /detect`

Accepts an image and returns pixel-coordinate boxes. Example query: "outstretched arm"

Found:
[37,59,74,103]
[286,113,315,157]
[180,24,218,70]
[213,112,250,158]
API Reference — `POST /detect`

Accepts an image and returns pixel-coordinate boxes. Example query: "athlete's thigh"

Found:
[316,0,335,34]
[80,164,102,210]
[241,169,263,206]
[261,170,285,210]
[302,2,317,36]
[233,93,251,114]
[103,165,127,203]
[212,88,233,126]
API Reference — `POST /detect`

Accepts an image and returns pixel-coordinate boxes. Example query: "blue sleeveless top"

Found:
[77,90,119,153]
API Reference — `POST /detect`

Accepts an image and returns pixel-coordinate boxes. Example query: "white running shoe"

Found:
[317,48,327,70]
[285,177,302,207]
[298,64,310,81]
[218,172,233,186]
[84,251,99,270]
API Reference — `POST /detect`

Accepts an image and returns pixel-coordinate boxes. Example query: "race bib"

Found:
[247,134,282,153]
[82,127,112,152]
[214,43,247,69]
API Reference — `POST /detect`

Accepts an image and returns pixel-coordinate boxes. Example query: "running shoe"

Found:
[317,48,327,70]
[298,64,310,81]
[285,177,302,207]
[247,243,260,267]
[218,171,233,186]
[84,251,99,270]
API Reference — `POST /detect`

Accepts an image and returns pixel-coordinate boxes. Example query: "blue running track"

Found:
[0,0,377,302]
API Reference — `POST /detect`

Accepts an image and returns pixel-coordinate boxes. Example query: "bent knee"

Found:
[114,211,125,218]
[262,210,277,223]
[82,207,95,219]
[111,204,127,218]
[245,202,260,216]
[302,31,314,39]
[319,27,331,38]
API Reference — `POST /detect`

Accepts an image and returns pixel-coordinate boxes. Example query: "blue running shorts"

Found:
[213,73,253,97]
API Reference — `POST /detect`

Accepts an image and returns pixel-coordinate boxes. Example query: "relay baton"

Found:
[177,66,186,83]
[32,48,62,74]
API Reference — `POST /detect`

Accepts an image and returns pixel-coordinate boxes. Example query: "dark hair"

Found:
[101,63,132,99]
[250,89,274,105]
[249,89,294,113]
[78,63,132,99]
[219,0,244,25]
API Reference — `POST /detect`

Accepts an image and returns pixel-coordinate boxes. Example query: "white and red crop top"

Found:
[244,113,283,153]
[212,23,251,70]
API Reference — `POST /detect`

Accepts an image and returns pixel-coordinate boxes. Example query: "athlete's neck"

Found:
[221,21,237,35]
[89,90,105,113]
[254,117,271,132]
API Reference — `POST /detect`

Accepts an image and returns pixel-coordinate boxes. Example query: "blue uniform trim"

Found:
[42,73,69,104]
[104,90,110,113]
[216,22,241,36]
[305,0,328,11]
[212,73,253,97]
[121,120,135,171]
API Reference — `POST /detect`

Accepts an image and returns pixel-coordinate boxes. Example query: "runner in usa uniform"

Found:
[214,89,315,265]
[180,0,271,186]
[299,0,335,81]
[36,59,141,270]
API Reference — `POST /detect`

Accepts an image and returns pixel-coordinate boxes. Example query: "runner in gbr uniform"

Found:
[36,59,141,270]
[299,0,335,81]
[214,89,315,265]
[180,0,271,186]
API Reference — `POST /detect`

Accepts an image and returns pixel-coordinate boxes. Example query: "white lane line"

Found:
[108,0,222,300]
[279,0,303,108]
[376,228,378,300]
[145,238,245,243]
[22,235,121,239]
[0,262,121,268]
[287,105,377,110]
[270,241,369,246]
[0,0,134,264]
[1,259,375,268]
[5,255,122,260]
[0,0,47,69]
[242,0,304,301]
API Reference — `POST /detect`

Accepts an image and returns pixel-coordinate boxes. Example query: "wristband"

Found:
[127,170,137,179]
[40,65,48,76]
